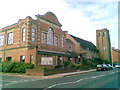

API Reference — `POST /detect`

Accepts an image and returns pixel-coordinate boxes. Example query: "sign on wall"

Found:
[41,57,53,65]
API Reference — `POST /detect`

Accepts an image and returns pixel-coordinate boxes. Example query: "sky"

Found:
[0,0,118,49]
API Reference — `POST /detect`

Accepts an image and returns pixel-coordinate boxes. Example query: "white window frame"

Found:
[42,32,47,44]
[8,32,13,44]
[0,34,4,46]
[47,27,54,45]
[54,36,58,46]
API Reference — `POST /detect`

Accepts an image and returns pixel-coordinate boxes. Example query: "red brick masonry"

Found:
[26,68,77,76]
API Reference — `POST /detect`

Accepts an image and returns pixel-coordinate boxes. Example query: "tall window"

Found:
[42,32,47,44]
[97,33,100,37]
[22,28,26,41]
[0,34,4,46]
[102,32,105,36]
[62,36,64,47]
[30,55,34,64]
[47,27,54,45]
[54,36,58,46]
[8,32,13,44]
[32,28,36,42]
[20,55,25,62]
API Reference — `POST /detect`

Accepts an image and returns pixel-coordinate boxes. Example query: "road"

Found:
[1,68,120,89]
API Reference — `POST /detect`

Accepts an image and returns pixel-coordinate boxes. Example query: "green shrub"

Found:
[2,61,16,72]
[63,61,72,68]
[0,62,2,72]
[76,65,81,70]
[55,65,64,68]
[41,67,48,70]
[102,59,110,64]
[11,62,34,73]
[55,61,75,68]
[1,60,34,73]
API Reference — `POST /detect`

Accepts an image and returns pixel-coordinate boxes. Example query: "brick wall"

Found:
[112,48,119,63]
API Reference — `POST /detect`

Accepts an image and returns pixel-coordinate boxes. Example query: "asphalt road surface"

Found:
[1,68,120,89]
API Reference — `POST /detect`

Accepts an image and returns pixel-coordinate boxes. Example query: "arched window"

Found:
[97,33,100,37]
[47,27,54,45]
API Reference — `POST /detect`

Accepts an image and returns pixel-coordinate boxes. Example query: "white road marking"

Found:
[1,70,118,88]
[76,79,83,82]
[46,84,57,88]
[2,78,42,86]
[84,78,91,80]
[44,79,83,90]
[110,72,116,74]
[44,71,118,90]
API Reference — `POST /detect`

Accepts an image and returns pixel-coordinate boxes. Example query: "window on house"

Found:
[47,27,54,45]
[20,55,25,62]
[30,55,34,64]
[54,36,58,46]
[8,32,13,44]
[97,33,100,37]
[42,32,47,44]
[22,28,26,41]
[42,55,48,57]
[102,32,105,36]
[6,57,12,61]
[68,45,71,50]
[0,34,4,46]
[32,28,36,42]
[62,36,64,47]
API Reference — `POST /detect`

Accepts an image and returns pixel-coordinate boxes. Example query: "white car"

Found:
[115,64,120,68]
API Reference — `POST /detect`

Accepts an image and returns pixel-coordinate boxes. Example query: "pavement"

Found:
[1,69,96,79]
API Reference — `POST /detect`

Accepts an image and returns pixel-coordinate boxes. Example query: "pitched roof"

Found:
[70,35,97,52]
[36,12,62,27]
[112,48,120,53]
[66,39,75,45]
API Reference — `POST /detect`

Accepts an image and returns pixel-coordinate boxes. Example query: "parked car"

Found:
[97,64,109,71]
[115,64,120,68]
[107,64,113,70]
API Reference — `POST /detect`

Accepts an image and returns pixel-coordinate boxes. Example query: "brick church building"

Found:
[0,12,98,68]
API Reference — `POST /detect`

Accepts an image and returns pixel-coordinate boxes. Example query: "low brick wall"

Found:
[26,68,77,76]
[26,69,44,75]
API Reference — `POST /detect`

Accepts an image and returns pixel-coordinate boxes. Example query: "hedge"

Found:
[1,61,34,73]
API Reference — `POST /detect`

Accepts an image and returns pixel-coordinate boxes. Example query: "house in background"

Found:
[112,47,120,64]
[65,32,98,64]
[0,12,98,68]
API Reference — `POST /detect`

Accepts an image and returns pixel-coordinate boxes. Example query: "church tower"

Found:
[96,28,112,63]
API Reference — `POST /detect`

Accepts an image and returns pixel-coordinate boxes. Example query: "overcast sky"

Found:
[0,0,118,49]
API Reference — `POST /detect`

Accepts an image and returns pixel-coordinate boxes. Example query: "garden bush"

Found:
[2,60,16,72]
[11,62,34,73]
[63,61,71,67]
[55,65,64,68]
[2,60,34,73]
[0,62,2,72]
[63,61,75,68]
